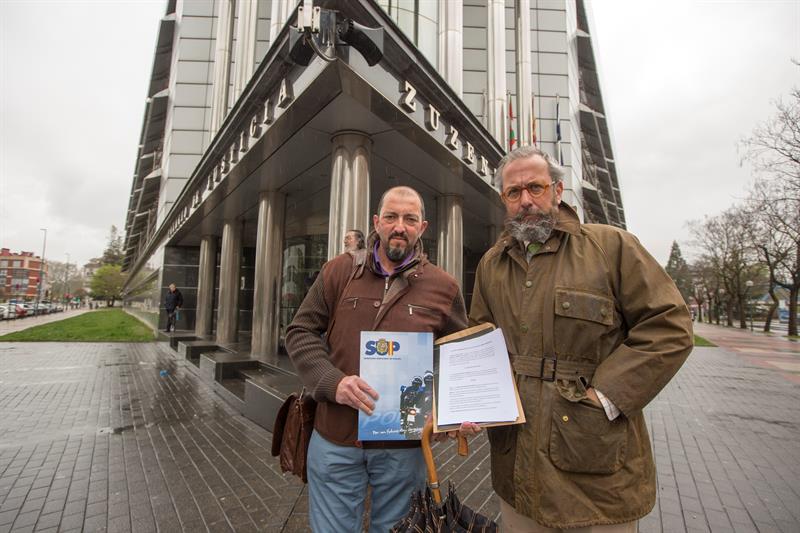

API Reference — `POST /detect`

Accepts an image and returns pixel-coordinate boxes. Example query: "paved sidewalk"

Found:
[0,309,91,336]
[0,329,798,532]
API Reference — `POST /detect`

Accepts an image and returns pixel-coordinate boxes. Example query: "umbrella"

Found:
[391,421,499,532]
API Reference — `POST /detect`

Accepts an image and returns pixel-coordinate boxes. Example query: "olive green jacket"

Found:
[469,203,693,528]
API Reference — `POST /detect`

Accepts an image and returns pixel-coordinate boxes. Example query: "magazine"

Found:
[358,331,434,441]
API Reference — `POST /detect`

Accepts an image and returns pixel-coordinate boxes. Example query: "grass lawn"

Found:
[694,334,716,347]
[0,309,155,342]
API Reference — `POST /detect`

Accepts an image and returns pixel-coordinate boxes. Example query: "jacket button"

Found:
[520,325,528,333]
[562,415,569,423]
[600,308,608,317]
[373,301,380,308]
[561,301,571,310]
[525,280,532,288]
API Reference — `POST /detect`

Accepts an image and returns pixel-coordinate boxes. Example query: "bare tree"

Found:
[744,181,800,335]
[741,85,800,336]
[689,207,761,329]
[740,88,800,201]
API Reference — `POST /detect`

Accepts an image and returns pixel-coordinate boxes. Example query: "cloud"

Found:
[591,0,799,262]
[0,0,163,266]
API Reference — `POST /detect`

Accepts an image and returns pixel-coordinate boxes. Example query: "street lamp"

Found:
[64,253,70,307]
[34,228,47,316]
[745,280,754,332]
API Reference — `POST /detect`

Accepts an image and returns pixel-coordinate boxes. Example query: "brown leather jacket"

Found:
[469,203,693,528]
[286,232,467,446]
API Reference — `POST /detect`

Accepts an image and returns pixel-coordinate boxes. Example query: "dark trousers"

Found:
[166,310,177,332]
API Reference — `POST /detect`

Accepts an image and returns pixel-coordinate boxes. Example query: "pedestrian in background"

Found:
[343,228,365,252]
[165,283,183,332]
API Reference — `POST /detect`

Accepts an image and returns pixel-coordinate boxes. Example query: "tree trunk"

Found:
[738,300,748,329]
[764,290,779,332]
[697,304,704,323]
[789,287,798,337]
[726,302,734,327]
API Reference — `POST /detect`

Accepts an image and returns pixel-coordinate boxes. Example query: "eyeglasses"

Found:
[501,181,555,202]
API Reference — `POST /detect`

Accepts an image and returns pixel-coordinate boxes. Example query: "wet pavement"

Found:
[0,322,797,532]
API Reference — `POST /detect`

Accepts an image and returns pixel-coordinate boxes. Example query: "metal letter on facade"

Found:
[399,80,417,112]
[278,78,294,108]
[445,125,460,150]
[425,104,440,132]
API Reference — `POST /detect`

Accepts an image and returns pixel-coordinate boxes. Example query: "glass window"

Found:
[379,0,439,68]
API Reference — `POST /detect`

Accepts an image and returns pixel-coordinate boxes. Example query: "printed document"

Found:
[436,328,519,426]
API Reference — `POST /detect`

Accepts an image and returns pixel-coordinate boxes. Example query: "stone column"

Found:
[437,195,463,287]
[233,0,259,102]
[328,131,371,260]
[487,0,508,147]
[515,0,532,146]
[210,0,236,136]
[195,235,218,337]
[438,0,463,97]
[251,191,286,363]
[216,220,242,344]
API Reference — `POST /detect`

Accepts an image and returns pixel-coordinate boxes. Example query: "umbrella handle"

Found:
[422,421,470,505]
[422,421,442,504]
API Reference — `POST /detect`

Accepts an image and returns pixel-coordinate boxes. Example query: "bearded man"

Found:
[468,146,693,532]
[286,185,467,532]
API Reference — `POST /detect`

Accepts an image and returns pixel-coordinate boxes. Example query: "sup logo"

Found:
[365,338,400,356]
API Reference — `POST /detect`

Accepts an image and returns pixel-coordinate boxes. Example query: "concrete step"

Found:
[240,364,302,433]
[177,340,220,362]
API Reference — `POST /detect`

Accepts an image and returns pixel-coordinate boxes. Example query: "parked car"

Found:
[0,305,8,320]
[3,303,26,318]
[20,303,39,317]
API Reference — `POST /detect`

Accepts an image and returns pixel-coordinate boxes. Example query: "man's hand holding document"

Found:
[434,324,524,434]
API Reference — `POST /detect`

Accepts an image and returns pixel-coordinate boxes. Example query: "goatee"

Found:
[505,206,558,244]
[383,231,411,262]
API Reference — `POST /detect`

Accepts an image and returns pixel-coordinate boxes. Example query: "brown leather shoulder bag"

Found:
[271,389,316,482]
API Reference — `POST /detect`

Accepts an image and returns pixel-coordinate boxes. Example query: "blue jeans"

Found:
[307,430,426,533]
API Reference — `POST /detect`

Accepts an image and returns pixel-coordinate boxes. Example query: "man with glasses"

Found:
[468,146,693,532]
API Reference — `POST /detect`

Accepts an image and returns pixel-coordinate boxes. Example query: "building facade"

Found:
[0,249,48,301]
[122,0,623,360]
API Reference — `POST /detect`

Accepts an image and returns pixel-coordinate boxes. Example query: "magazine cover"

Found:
[358,331,434,441]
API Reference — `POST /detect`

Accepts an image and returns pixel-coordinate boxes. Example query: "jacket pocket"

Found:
[549,392,627,474]
[407,304,436,317]
[554,288,614,325]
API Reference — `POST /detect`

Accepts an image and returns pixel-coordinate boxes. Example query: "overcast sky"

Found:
[0,0,798,269]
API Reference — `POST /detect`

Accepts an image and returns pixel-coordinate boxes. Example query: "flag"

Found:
[531,94,538,146]
[508,98,516,149]
[555,94,563,165]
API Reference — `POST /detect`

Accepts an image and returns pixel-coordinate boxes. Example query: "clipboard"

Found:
[432,323,526,433]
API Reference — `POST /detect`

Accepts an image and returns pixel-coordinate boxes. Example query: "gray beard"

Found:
[505,210,557,244]
[386,245,409,262]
